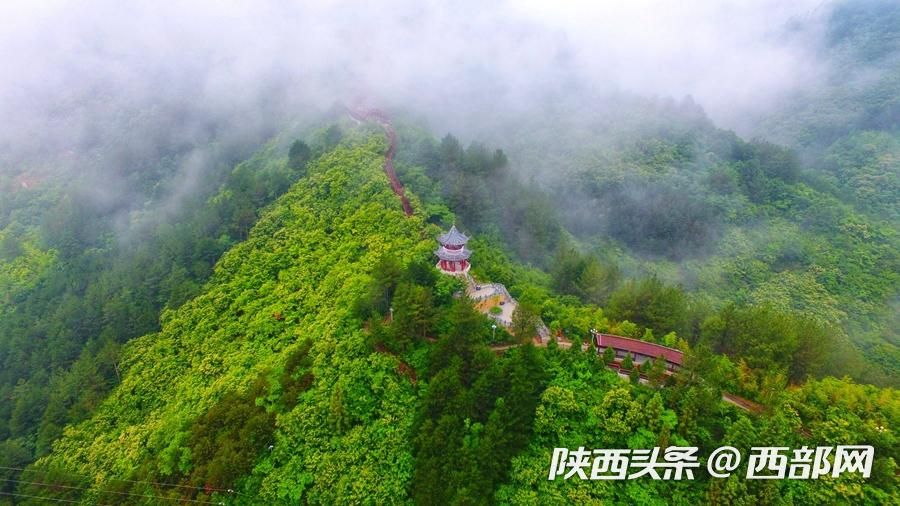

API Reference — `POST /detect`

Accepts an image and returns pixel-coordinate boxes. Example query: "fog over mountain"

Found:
[1,4,898,504]
[1,0,831,166]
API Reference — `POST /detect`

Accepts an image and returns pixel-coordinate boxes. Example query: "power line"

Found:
[0,489,108,505]
[0,465,235,494]
[2,477,225,505]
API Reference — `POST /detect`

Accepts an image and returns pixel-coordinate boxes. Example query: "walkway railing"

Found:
[466,277,550,341]
[468,282,511,301]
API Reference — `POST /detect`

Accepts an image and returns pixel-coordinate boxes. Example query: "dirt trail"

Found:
[347,107,413,216]
[348,106,759,414]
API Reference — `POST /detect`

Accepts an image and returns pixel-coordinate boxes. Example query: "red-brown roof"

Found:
[593,333,684,365]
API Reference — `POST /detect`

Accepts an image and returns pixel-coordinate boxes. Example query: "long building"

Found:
[590,330,684,372]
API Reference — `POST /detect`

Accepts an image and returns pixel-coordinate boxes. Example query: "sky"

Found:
[0,0,835,182]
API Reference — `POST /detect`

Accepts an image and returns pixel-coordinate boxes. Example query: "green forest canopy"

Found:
[3,134,893,505]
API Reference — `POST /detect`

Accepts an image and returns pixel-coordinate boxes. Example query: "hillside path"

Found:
[346,107,413,216]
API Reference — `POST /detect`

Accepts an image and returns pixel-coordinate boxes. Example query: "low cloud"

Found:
[0,0,834,205]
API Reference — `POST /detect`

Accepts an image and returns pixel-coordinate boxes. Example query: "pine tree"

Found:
[622,352,634,371]
[288,139,311,173]
[629,366,641,385]
[511,302,540,343]
[602,346,615,365]
[648,356,668,388]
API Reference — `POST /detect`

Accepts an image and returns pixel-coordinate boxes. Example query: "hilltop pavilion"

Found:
[435,225,471,274]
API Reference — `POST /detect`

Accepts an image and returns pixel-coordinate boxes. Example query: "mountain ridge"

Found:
[36,135,431,503]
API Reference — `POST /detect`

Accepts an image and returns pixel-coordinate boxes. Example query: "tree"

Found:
[392,282,436,347]
[355,256,404,318]
[0,439,32,494]
[439,134,464,166]
[322,125,343,150]
[701,304,802,374]
[0,232,22,260]
[40,196,102,258]
[288,139,311,173]
[429,301,489,381]
[662,331,678,348]
[621,352,634,371]
[788,319,830,382]
[647,356,668,388]
[511,302,540,343]
[606,181,719,258]
[412,299,547,505]
[551,247,620,305]
[187,379,275,490]
[602,346,615,365]
[607,277,688,336]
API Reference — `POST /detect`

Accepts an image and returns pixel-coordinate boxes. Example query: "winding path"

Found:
[349,106,759,414]
[346,107,413,216]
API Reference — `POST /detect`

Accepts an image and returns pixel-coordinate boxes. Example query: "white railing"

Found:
[469,282,511,301]
[488,313,512,327]
[466,275,550,340]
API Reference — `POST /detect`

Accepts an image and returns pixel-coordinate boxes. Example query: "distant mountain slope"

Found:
[392,100,899,386]
[753,0,900,222]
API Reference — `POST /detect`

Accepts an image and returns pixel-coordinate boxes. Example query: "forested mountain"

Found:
[3,132,892,505]
[389,90,898,387]
[0,115,332,486]
[0,0,898,504]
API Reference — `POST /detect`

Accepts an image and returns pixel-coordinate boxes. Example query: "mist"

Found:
[0,0,841,222]
[1,5,899,493]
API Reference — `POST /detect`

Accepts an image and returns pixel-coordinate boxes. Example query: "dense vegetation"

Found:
[0,132,890,504]
[0,125,329,483]
[0,2,897,503]
[390,105,897,387]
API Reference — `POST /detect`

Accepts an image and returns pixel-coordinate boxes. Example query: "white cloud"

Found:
[0,0,832,163]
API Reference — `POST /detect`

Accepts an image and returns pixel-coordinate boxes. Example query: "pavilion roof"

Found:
[438,225,469,246]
